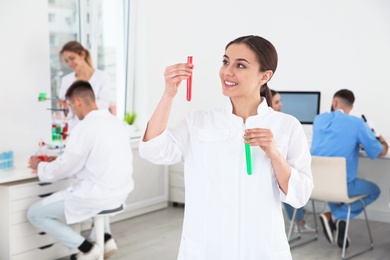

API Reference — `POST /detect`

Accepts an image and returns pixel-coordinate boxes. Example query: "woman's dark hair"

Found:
[226,35,278,107]
[260,85,273,107]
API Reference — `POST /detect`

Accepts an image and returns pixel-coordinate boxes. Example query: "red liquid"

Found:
[32,155,47,174]
[186,56,193,101]
[37,155,48,161]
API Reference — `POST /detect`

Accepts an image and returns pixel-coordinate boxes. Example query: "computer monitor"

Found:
[278,91,321,124]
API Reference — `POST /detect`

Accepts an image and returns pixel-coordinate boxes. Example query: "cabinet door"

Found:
[125,149,168,207]
[7,179,77,259]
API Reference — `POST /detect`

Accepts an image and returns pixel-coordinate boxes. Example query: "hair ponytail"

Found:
[260,83,273,107]
[84,50,94,69]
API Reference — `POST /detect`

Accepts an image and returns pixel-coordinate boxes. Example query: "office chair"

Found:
[289,156,373,259]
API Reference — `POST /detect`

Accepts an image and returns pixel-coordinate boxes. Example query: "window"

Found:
[95,0,128,116]
[48,0,131,120]
[48,13,55,23]
[49,34,57,46]
[48,0,79,109]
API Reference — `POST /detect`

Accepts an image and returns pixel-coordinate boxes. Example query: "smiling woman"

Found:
[139,35,313,260]
[220,36,277,117]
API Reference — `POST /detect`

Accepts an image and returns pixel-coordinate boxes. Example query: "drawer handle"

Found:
[39,192,53,198]
[38,182,53,186]
[39,232,46,235]
[39,243,54,250]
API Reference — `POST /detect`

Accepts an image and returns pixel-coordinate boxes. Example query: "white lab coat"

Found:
[59,70,111,130]
[38,110,134,224]
[139,99,313,260]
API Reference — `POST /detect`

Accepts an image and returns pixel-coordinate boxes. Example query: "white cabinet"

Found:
[168,162,185,204]
[0,138,169,259]
[0,178,78,260]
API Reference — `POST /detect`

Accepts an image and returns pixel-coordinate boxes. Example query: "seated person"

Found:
[271,89,313,232]
[311,89,388,248]
[27,80,134,260]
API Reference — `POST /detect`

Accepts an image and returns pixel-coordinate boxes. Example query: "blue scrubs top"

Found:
[310,110,383,182]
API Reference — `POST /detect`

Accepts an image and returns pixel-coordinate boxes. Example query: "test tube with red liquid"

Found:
[186,56,193,101]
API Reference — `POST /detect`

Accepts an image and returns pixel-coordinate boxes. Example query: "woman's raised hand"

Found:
[164,63,194,97]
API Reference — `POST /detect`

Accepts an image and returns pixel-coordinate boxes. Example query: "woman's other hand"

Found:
[244,128,279,160]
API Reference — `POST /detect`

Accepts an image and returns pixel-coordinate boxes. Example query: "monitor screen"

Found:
[278,91,321,124]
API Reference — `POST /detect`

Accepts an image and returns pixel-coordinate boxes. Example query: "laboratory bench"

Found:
[0,136,168,260]
[357,154,390,223]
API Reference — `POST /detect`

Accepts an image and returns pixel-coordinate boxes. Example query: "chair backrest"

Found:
[310,156,349,203]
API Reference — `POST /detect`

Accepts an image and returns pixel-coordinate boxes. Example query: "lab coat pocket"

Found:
[195,129,234,172]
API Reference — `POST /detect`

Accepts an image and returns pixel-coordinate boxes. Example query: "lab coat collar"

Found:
[224,97,271,118]
[83,109,110,120]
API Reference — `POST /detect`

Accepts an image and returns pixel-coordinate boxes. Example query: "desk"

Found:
[357,154,390,223]
[359,149,390,160]
[0,167,38,184]
[0,137,168,260]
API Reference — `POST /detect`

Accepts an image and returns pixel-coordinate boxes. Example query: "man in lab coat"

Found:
[28,80,134,260]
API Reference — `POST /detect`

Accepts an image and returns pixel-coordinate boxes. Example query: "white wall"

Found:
[0,0,389,222]
[0,1,388,162]
[0,0,51,166]
[131,0,390,222]
[133,0,390,139]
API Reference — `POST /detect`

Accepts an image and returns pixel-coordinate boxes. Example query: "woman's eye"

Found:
[237,63,245,69]
[222,59,228,65]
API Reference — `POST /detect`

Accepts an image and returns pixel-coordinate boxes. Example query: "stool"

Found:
[94,205,124,260]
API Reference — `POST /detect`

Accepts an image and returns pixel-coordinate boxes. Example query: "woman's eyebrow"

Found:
[223,55,250,64]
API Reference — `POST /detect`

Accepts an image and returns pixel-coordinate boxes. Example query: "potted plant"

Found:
[124,111,137,133]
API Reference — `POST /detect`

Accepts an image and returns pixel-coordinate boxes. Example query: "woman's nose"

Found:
[223,65,234,76]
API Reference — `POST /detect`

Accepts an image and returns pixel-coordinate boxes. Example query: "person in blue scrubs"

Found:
[311,89,388,248]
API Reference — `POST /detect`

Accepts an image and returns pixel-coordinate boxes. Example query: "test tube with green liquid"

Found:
[245,140,252,175]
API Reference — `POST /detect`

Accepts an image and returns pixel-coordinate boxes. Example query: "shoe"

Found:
[77,244,102,260]
[335,220,350,249]
[319,212,335,244]
[104,238,118,259]
[294,223,316,233]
